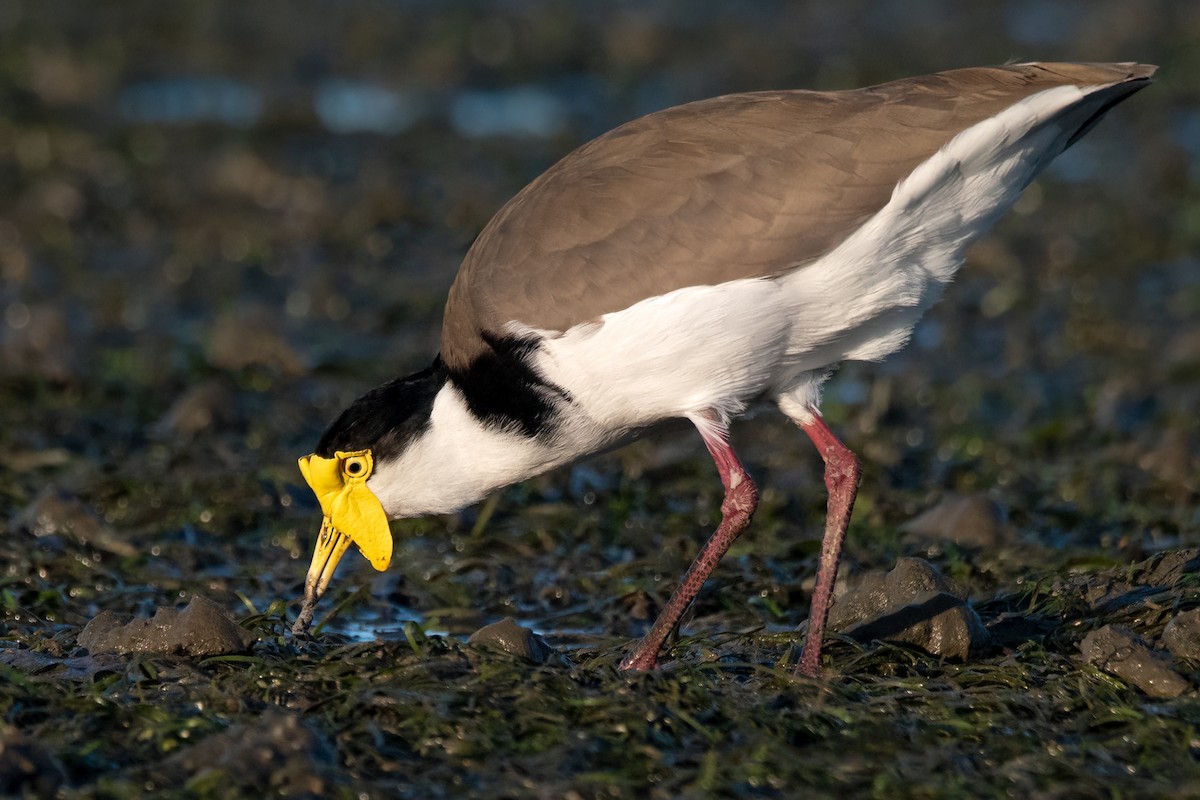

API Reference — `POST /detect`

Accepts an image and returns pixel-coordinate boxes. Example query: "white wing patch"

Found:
[777,84,1094,375]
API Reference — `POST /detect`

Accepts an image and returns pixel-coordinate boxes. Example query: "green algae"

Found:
[2,1,1199,797]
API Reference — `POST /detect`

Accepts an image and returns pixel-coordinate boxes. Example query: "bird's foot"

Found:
[794,646,822,678]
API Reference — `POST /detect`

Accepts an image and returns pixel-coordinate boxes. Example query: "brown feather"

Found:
[440,62,1154,370]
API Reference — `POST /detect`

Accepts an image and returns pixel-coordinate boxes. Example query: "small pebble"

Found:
[15,488,139,558]
[468,617,558,665]
[0,303,72,382]
[151,378,234,438]
[207,308,307,375]
[1132,549,1200,587]
[161,710,332,795]
[902,493,1016,548]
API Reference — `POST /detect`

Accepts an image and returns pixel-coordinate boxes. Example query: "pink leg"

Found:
[620,414,759,671]
[794,412,862,677]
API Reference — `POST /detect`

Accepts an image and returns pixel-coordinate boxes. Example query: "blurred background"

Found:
[2,2,1200,795]
[0,0,1197,639]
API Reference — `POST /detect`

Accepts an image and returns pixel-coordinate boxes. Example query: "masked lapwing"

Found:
[292,62,1154,676]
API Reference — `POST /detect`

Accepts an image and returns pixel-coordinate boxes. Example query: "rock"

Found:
[0,648,124,681]
[1165,323,1200,369]
[1162,609,1200,662]
[0,302,73,382]
[15,487,139,558]
[207,309,306,375]
[827,558,991,661]
[1092,375,1157,435]
[1132,549,1200,587]
[160,710,332,797]
[902,493,1016,549]
[1041,549,1200,616]
[1080,624,1187,698]
[468,617,558,665]
[78,595,255,657]
[151,378,234,438]
[0,726,65,798]
[1137,429,1196,490]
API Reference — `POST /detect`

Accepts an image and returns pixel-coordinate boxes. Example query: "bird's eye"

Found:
[341,454,371,479]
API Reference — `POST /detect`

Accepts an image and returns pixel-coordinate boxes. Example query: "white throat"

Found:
[368,382,565,517]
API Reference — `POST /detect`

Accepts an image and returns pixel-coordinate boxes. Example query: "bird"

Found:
[291,62,1154,676]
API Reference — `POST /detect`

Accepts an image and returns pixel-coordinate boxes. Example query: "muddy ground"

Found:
[1,1,1199,798]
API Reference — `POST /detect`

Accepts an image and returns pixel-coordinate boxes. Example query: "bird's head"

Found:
[295,364,445,619]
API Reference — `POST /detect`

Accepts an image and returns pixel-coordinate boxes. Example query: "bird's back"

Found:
[441,62,1154,371]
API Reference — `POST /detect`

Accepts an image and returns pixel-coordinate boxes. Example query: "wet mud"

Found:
[2,1,1199,797]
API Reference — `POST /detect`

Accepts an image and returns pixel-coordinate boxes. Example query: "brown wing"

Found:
[441,62,1154,370]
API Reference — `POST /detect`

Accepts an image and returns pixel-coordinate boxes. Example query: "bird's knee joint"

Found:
[721,476,758,519]
[823,451,861,492]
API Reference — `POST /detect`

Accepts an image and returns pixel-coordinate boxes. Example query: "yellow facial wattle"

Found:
[295,449,392,620]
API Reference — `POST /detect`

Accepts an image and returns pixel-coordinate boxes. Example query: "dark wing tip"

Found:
[1016,61,1158,85]
[1116,62,1158,81]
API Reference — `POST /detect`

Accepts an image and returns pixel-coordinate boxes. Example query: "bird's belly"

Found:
[533,278,797,440]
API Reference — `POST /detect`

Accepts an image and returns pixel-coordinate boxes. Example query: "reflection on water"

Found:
[314,79,429,135]
[116,74,573,139]
[118,77,262,126]
[324,599,604,652]
[329,613,600,651]
[449,85,569,138]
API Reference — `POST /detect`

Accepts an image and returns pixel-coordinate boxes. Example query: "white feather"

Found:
[370,383,557,517]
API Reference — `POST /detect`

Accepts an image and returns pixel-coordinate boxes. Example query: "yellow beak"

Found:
[293,449,392,634]
[301,516,353,606]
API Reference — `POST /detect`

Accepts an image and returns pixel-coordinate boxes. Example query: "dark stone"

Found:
[1046,549,1200,616]
[15,487,139,558]
[78,595,255,657]
[151,378,235,439]
[1080,624,1187,698]
[902,493,1016,548]
[0,726,65,798]
[161,710,333,798]
[468,617,558,664]
[1162,609,1200,662]
[0,648,124,681]
[1132,549,1200,587]
[827,557,991,660]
